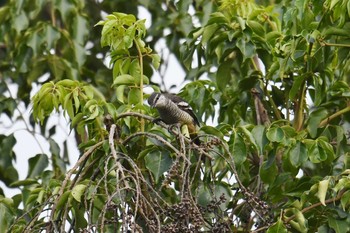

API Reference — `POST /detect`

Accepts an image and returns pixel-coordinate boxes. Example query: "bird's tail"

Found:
[183,124,201,145]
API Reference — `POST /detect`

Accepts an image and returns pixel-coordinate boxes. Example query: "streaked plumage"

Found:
[148,92,200,144]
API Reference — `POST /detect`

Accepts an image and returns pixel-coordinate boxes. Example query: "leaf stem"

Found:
[320,41,350,48]
[319,105,350,127]
[134,39,145,133]
[284,189,346,224]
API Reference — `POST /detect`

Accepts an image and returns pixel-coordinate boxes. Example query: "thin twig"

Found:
[122,131,191,164]
[284,189,346,223]
[49,140,104,230]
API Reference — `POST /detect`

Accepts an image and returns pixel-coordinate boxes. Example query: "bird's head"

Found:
[148,92,166,108]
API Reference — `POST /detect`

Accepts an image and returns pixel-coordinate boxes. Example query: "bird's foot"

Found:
[168,123,181,134]
[152,118,164,124]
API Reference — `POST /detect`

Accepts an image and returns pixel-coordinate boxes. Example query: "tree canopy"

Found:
[1,0,350,232]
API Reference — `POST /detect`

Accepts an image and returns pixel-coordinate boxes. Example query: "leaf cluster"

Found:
[2,0,350,233]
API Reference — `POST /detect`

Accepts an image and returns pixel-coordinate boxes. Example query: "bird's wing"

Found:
[165,93,200,126]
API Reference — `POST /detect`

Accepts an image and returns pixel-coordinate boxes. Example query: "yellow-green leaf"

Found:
[317,178,330,206]
[71,184,87,203]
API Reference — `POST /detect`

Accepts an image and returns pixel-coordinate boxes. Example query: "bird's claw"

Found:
[152,118,163,124]
[168,123,181,133]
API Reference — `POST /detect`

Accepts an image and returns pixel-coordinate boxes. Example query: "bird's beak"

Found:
[148,100,155,108]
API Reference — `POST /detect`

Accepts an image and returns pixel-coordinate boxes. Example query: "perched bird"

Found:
[148,92,200,144]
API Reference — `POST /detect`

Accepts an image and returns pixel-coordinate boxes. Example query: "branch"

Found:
[319,105,350,127]
[134,39,145,133]
[251,225,270,233]
[116,112,155,122]
[284,189,346,224]
[116,112,213,158]
[109,124,130,188]
[293,80,306,131]
[48,140,104,229]
[123,131,191,163]
[198,134,271,224]
[319,40,350,48]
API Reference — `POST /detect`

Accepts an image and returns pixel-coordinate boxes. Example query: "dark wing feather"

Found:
[164,93,200,126]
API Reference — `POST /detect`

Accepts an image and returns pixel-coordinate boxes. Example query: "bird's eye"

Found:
[155,94,160,102]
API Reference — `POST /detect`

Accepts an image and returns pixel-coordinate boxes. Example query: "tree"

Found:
[1,0,350,232]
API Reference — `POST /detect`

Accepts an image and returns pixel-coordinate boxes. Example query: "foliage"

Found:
[1,0,350,232]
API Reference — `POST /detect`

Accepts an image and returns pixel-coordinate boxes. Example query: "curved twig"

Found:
[284,189,346,224]
[49,140,104,230]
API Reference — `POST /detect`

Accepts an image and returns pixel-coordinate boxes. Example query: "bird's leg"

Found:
[152,117,165,124]
[168,123,182,134]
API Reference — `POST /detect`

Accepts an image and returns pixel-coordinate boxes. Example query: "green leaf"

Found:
[0,134,18,185]
[238,125,259,153]
[150,54,160,70]
[105,102,117,118]
[0,198,15,233]
[213,182,231,210]
[202,23,219,44]
[289,75,306,100]
[266,31,282,45]
[207,12,229,25]
[318,139,335,161]
[252,125,267,155]
[329,217,349,233]
[115,85,125,103]
[113,74,136,86]
[247,20,265,38]
[144,149,172,183]
[71,184,87,203]
[128,88,141,105]
[216,61,231,91]
[200,126,224,139]
[340,190,350,211]
[197,182,231,209]
[129,59,141,79]
[0,6,10,24]
[308,140,328,163]
[48,55,69,80]
[197,184,211,206]
[56,191,71,213]
[260,161,278,184]
[230,131,247,165]
[289,209,307,232]
[72,15,88,44]
[288,141,307,167]
[72,199,88,230]
[71,112,84,128]
[27,154,49,178]
[323,27,350,37]
[119,57,131,75]
[236,37,255,60]
[13,11,29,33]
[266,127,284,142]
[307,108,328,138]
[317,178,329,206]
[10,179,38,187]
[267,219,288,233]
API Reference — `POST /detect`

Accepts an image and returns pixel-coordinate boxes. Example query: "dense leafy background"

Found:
[1,0,350,232]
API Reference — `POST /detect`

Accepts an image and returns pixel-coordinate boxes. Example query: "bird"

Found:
[148,92,200,144]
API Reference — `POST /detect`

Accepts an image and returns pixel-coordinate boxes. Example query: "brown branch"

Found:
[198,134,270,224]
[251,225,270,233]
[251,88,271,126]
[284,189,346,224]
[48,141,104,231]
[116,111,155,123]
